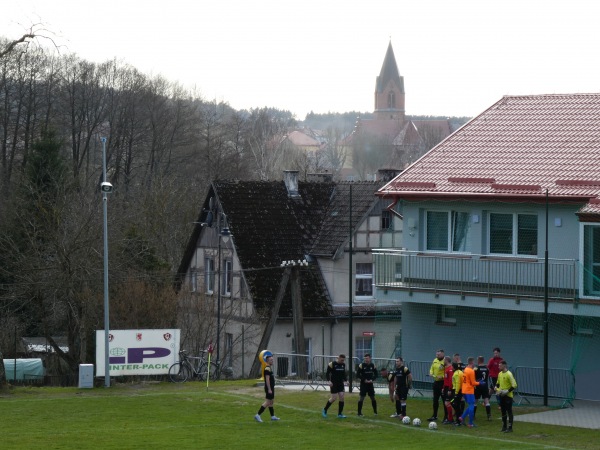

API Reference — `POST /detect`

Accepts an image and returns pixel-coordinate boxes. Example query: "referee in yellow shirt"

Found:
[428,349,446,422]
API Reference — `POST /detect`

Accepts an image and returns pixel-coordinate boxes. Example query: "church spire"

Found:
[374,41,405,121]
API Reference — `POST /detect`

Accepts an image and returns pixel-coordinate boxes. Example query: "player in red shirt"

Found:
[487,347,503,404]
[442,356,454,424]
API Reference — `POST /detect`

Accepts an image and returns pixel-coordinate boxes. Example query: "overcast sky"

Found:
[4,0,600,120]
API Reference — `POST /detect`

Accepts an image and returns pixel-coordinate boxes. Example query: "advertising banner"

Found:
[95,329,180,376]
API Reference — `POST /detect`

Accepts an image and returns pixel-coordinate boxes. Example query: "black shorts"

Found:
[330,382,345,394]
[432,380,444,396]
[265,389,274,400]
[443,387,454,402]
[489,377,498,392]
[395,386,409,401]
[452,392,463,406]
[475,386,490,400]
[360,382,375,397]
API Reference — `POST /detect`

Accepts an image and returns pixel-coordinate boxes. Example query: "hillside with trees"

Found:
[0,34,470,380]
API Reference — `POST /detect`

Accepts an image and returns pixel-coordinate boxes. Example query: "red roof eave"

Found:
[375,190,595,204]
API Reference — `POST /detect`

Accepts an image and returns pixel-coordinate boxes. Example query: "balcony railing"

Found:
[373,249,579,302]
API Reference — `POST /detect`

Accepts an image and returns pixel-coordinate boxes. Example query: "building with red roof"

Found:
[374,93,600,401]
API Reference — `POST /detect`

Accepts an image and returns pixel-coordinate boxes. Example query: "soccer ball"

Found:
[429,421,438,430]
[412,418,421,426]
[402,416,411,424]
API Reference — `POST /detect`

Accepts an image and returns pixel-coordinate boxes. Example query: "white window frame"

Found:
[355,262,374,300]
[205,257,215,294]
[223,259,233,296]
[488,212,538,257]
[438,305,457,325]
[381,210,392,231]
[355,337,373,360]
[572,318,594,337]
[190,270,197,292]
[524,312,543,331]
[225,333,234,366]
[580,222,600,298]
[425,210,472,253]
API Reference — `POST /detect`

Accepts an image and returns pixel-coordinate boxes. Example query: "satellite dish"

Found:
[205,211,213,227]
[208,196,214,210]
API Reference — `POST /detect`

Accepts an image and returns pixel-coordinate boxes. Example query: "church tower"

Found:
[374,41,405,121]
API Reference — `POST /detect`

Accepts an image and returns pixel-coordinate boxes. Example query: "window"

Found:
[523,312,543,331]
[583,225,600,296]
[190,270,197,292]
[204,257,215,294]
[381,210,392,231]
[394,334,402,358]
[571,317,594,336]
[240,277,248,299]
[437,305,457,325]
[489,213,537,256]
[223,260,233,296]
[355,263,373,298]
[355,337,373,360]
[426,211,471,252]
[388,91,395,108]
[225,333,233,366]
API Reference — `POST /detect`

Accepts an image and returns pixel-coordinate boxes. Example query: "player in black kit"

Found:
[254,355,279,422]
[357,353,378,416]
[322,354,348,418]
[387,357,412,419]
[474,355,492,420]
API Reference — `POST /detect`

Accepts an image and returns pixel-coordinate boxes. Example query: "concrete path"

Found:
[516,400,600,429]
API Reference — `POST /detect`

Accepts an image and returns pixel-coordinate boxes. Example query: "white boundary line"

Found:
[213,391,569,450]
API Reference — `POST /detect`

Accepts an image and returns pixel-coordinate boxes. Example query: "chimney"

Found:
[377,168,402,182]
[307,172,333,183]
[283,170,300,198]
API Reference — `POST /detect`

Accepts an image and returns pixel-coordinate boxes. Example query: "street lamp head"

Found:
[100,182,113,193]
[220,227,231,243]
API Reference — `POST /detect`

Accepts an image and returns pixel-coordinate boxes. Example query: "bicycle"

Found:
[168,350,220,382]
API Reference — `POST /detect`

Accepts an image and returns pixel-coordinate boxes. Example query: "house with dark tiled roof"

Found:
[176,170,403,378]
[374,93,600,401]
[342,42,456,181]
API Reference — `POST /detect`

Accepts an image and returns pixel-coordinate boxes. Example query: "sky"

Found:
[3,0,600,120]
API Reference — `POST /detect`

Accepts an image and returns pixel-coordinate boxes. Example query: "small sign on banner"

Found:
[363,331,375,336]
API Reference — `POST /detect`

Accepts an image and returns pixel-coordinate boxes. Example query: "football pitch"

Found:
[0,380,597,449]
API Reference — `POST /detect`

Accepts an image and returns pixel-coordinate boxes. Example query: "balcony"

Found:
[373,249,580,303]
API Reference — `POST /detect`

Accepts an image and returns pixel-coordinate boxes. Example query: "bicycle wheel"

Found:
[168,362,191,382]
[198,362,220,381]
[209,362,220,381]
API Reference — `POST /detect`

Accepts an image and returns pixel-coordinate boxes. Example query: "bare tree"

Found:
[243,107,295,180]
[321,125,348,178]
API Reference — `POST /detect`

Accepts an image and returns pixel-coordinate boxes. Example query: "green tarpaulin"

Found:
[3,359,44,381]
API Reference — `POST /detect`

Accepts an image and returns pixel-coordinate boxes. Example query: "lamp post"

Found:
[100,137,113,388]
[216,219,231,368]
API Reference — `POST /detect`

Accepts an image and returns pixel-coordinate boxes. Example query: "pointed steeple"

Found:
[374,41,405,121]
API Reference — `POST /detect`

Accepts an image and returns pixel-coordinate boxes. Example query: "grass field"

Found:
[0,380,597,449]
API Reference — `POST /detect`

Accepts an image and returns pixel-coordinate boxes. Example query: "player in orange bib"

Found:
[458,357,482,428]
